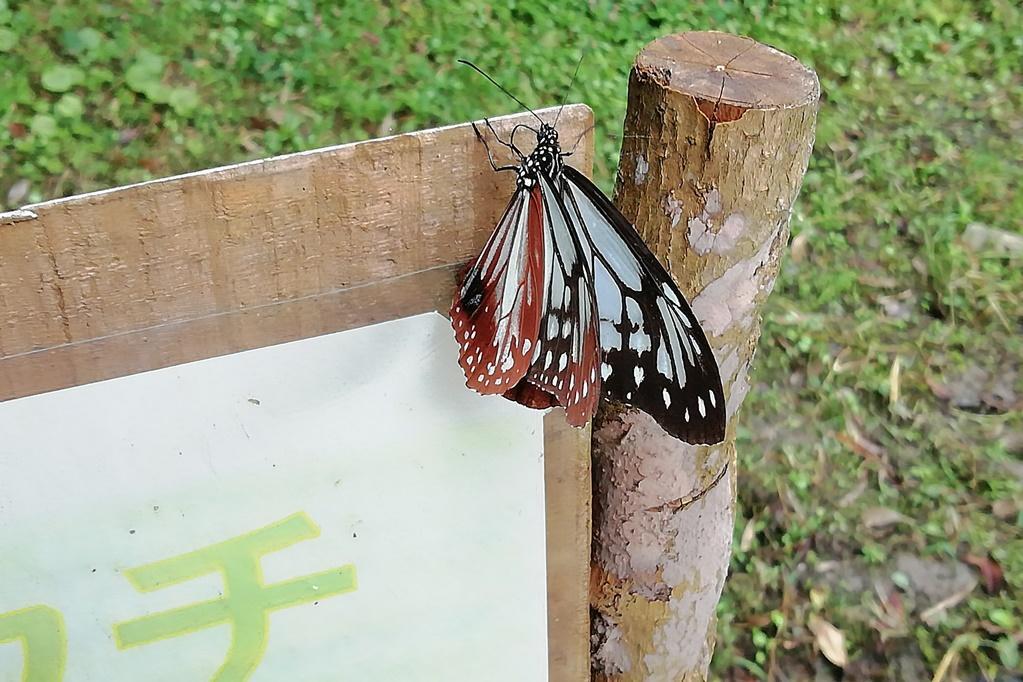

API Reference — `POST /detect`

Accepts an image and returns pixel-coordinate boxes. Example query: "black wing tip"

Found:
[657,405,726,446]
[680,428,727,446]
[646,419,728,446]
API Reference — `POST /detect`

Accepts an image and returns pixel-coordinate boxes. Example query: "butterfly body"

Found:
[514,124,564,188]
[452,119,726,445]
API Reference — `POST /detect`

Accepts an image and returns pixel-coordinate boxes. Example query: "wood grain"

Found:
[0,105,595,682]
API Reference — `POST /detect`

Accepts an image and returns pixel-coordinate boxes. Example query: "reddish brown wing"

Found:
[451,187,546,395]
[502,175,601,427]
[501,378,558,410]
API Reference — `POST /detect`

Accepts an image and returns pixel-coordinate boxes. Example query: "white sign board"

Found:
[0,312,548,681]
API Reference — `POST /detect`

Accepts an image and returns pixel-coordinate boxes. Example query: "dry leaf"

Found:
[963,553,1005,594]
[888,356,901,408]
[878,290,915,320]
[8,121,27,138]
[837,420,893,477]
[837,476,868,508]
[920,583,976,626]
[928,364,1020,413]
[790,232,809,262]
[857,272,899,288]
[961,222,1023,257]
[377,111,397,137]
[992,499,1017,520]
[870,581,908,639]
[862,506,909,530]
[808,614,848,668]
[118,127,141,144]
[739,518,756,552]
[6,178,30,206]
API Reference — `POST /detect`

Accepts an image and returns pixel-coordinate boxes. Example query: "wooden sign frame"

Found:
[0,106,593,681]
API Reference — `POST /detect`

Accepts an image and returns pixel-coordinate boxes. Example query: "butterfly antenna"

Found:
[458,59,544,126]
[553,53,585,128]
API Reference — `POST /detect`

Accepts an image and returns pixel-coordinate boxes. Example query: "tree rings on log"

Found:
[636,31,820,123]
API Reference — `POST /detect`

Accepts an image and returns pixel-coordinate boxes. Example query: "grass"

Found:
[2,0,1021,677]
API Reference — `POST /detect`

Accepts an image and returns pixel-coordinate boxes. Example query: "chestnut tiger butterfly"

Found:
[450,61,725,445]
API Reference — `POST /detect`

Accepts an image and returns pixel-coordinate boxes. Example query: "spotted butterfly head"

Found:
[537,123,559,147]
[516,124,564,190]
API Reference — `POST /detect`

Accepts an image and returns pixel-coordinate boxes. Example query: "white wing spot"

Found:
[634,366,644,386]
[663,388,671,408]
[625,298,641,327]
[601,363,612,380]
[501,355,514,372]
[478,374,485,382]
[583,383,589,398]
[698,396,706,417]
[495,378,502,386]
[561,320,571,338]
[523,338,532,354]
[684,408,690,422]
[558,353,568,371]
[657,344,673,380]
[626,391,632,400]
[662,283,680,306]
[631,328,652,354]
[709,390,716,407]
[544,351,553,370]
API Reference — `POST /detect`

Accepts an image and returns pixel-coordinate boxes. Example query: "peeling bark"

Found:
[591,32,819,681]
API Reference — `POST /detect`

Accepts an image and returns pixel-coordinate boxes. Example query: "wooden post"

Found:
[590,32,819,680]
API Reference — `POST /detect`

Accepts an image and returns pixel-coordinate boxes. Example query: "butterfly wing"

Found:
[561,166,726,444]
[505,174,601,427]
[451,187,546,394]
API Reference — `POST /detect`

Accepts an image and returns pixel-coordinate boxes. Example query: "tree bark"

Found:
[590,32,819,681]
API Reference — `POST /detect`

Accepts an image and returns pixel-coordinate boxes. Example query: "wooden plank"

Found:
[545,414,593,682]
[0,105,594,681]
[0,264,458,400]
[0,106,592,366]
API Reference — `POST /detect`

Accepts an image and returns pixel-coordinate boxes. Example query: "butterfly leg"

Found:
[483,118,527,159]
[471,121,519,174]
[561,123,597,157]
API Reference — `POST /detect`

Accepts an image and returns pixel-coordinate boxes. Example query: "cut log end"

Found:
[636,31,820,122]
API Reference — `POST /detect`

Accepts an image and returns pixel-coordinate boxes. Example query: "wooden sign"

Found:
[0,107,594,681]
[1,313,548,680]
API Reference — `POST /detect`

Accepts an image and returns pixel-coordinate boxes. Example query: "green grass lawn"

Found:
[2,0,1021,677]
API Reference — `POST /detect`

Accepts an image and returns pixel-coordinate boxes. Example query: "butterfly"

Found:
[450,62,726,445]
